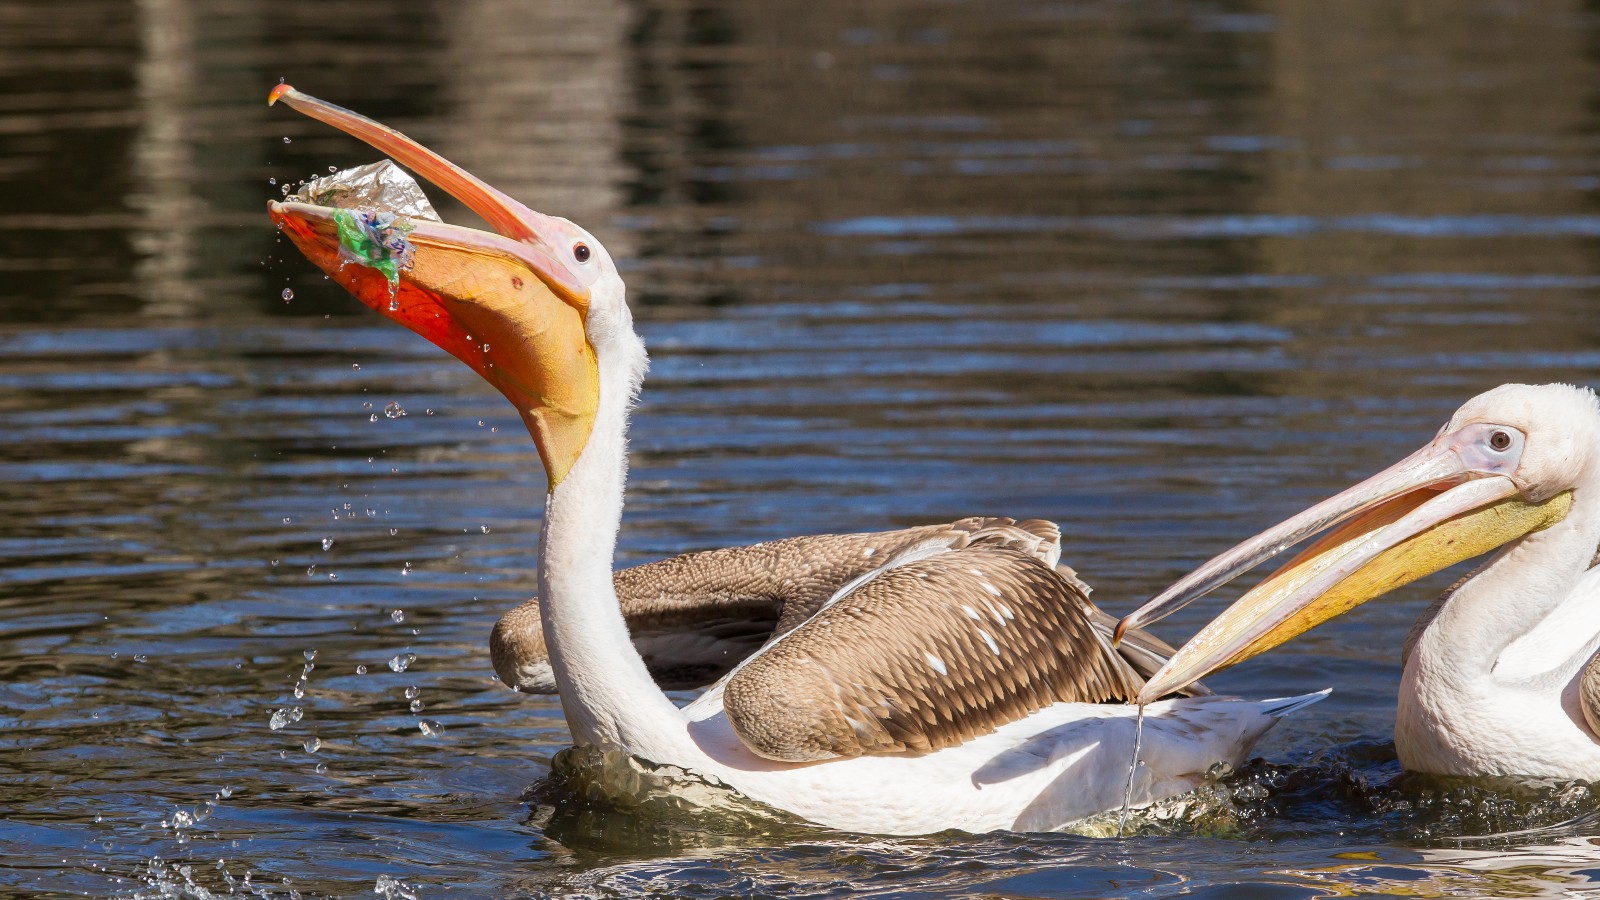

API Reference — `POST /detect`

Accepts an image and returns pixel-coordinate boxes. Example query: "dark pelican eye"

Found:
[573,243,591,263]
[1489,430,1512,451]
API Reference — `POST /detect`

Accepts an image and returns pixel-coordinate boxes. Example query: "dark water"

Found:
[8,0,1600,895]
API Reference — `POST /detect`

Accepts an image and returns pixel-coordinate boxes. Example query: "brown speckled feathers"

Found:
[721,545,1144,762]
[491,518,1049,691]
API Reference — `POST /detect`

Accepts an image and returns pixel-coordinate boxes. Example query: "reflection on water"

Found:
[8,0,1600,895]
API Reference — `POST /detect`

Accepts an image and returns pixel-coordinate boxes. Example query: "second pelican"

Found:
[1120,383,1600,780]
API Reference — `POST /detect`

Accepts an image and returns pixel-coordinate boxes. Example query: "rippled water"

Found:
[9,0,1600,895]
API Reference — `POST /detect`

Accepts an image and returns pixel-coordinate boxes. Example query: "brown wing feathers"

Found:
[491,517,1057,692]
[721,545,1145,762]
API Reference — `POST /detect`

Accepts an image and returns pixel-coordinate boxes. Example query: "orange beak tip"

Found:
[268,83,294,106]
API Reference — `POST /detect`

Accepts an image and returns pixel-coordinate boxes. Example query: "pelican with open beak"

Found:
[266,84,1325,835]
[1119,383,1600,779]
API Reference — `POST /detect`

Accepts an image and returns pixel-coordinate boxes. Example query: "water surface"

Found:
[8,0,1600,895]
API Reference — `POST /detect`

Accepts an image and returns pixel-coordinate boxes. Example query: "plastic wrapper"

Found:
[290,160,437,285]
[290,159,440,222]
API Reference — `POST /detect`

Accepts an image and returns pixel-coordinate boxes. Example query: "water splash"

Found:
[1117,704,1146,835]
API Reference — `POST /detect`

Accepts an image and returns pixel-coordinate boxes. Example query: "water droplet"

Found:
[389,528,399,536]
[481,343,490,353]
[282,136,291,144]
[268,177,277,185]
[305,565,316,577]
[321,537,334,551]
[480,525,491,534]
[424,409,433,416]
[270,559,280,567]
[389,653,416,673]
[362,401,372,409]
[409,699,425,713]
[304,649,317,662]
[351,363,361,372]
[400,562,412,576]
[220,786,233,799]
[418,720,442,736]
[303,737,321,753]
[134,654,148,663]
[282,517,293,524]
[268,707,302,730]
[280,183,292,196]
[281,288,294,301]
[292,683,305,699]
[314,762,327,775]
[383,401,406,419]
[390,609,405,623]
[369,414,378,423]
[328,573,338,581]
[328,165,337,173]
[404,685,420,700]
[355,664,368,675]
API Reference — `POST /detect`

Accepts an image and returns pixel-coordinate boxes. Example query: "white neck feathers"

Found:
[536,329,695,760]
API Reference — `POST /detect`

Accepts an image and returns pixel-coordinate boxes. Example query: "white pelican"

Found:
[1118,383,1600,781]
[264,84,1322,835]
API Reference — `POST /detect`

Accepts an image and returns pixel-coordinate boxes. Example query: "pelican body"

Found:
[265,84,1319,834]
[1120,383,1600,781]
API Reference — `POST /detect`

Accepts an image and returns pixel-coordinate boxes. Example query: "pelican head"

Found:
[1118,383,1600,703]
[265,84,630,487]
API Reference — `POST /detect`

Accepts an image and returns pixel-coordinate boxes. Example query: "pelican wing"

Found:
[490,517,1060,692]
[721,546,1145,761]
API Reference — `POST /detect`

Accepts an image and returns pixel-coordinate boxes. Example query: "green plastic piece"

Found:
[333,208,414,285]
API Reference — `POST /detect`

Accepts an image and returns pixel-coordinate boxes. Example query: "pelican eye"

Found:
[573,242,591,263]
[1489,429,1512,451]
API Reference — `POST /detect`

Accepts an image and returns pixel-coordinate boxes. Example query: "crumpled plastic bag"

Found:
[291,159,440,222]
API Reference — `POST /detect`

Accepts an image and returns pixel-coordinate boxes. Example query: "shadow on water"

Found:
[10,0,1600,896]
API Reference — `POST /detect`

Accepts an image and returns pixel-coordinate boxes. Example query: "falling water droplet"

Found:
[281,288,294,301]
[369,414,378,423]
[400,562,412,576]
[404,686,420,700]
[391,609,405,623]
[303,737,322,754]
[383,401,406,419]
[282,136,292,144]
[356,664,368,675]
[328,573,338,581]
[268,707,303,730]
[305,565,317,577]
[351,363,361,372]
[480,525,491,534]
[328,165,337,173]
[321,537,334,551]
[409,699,425,713]
[304,650,317,662]
[418,720,443,736]
[268,177,277,185]
[389,653,416,673]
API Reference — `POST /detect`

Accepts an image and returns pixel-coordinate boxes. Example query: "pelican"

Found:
[264,84,1321,835]
[1117,383,1600,781]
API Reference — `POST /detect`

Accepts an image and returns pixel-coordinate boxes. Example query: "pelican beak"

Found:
[265,84,598,487]
[1118,436,1573,703]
